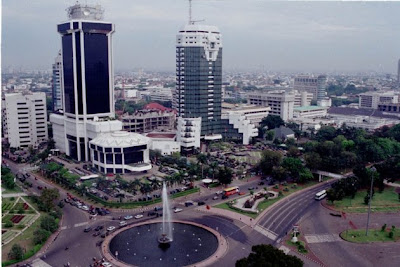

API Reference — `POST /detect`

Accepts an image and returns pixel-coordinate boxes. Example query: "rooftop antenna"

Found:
[188,0,204,25]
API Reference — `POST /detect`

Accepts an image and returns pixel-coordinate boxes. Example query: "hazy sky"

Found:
[2,0,400,73]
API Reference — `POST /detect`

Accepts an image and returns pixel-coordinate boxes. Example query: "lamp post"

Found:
[365,167,376,236]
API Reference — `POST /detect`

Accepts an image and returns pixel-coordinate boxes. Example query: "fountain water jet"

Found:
[158,182,173,245]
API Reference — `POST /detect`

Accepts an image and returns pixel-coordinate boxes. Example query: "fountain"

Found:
[108,182,220,266]
[158,182,173,246]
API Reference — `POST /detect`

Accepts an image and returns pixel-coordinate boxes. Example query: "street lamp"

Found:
[365,167,376,236]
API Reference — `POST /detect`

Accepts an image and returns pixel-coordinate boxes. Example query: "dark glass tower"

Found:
[56,3,115,161]
[175,24,223,138]
[57,3,114,117]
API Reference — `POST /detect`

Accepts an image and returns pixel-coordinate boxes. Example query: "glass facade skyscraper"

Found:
[174,24,223,138]
[53,3,117,161]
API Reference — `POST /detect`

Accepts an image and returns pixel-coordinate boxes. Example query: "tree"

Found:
[304,152,322,170]
[216,166,233,186]
[38,188,60,212]
[236,244,303,267]
[2,172,15,189]
[9,244,24,260]
[40,215,58,233]
[33,228,52,245]
[282,157,304,180]
[260,115,285,130]
[259,150,282,175]
[271,166,287,182]
[315,126,336,142]
[265,130,275,141]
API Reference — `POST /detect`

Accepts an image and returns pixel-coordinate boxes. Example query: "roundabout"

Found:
[101,220,227,267]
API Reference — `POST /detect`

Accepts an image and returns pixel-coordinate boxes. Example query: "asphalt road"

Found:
[257,181,335,243]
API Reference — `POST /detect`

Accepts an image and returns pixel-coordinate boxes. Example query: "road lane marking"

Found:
[304,234,342,244]
[74,222,89,227]
[254,225,278,240]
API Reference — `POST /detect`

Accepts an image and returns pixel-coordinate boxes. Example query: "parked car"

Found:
[154,206,163,211]
[184,201,194,207]
[134,214,144,219]
[147,211,157,216]
[124,215,133,220]
[248,187,255,190]
[222,195,229,199]
[119,221,127,227]
[258,181,265,185]
[174,208,183,213]
[95,225,104,231]
[107,226,116,231]
[198,201,206,206]
[92,231,101,237]
[212,196,219,200]
[84,227,92,233]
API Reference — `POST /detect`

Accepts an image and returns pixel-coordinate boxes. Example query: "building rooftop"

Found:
[90,131,150,148]
[294,106,328,112]
[144,102,174,112]
[328,107,400,120]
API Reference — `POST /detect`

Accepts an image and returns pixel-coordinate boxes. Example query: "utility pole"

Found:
[365,167,376,236]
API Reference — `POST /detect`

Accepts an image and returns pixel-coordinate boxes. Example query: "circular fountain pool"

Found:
[108,222,219,267]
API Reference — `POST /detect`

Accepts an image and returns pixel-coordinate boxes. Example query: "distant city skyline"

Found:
[2,0,400,73]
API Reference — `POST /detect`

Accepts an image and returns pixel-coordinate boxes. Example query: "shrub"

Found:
[17,224,25,229]
[389,231,394,238]
[283,187,289,192]
[274,185,279,189]
[5,220,13,228]
[381,224,387,232]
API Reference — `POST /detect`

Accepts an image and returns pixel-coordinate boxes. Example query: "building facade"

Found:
[3,93,48,148]
[89,131,152,174]
[52,50,63,112]
[294,75,327,101]
[50,3,121,161]
[121,109,175,133]
[174,24,223,140]
[359,91,398,109]
[247,90,294,121]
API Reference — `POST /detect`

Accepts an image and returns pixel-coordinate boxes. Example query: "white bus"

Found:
[315,190,327,200]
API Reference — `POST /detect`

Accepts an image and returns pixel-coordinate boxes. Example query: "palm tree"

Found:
[196,153,208,179]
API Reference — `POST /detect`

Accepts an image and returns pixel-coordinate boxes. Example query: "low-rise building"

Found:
[359,91,398,109]
[145,132,180,155]
[293,106,328,119]
[89,131,152,174]
[247,90,294,121]
[121,109,175,133]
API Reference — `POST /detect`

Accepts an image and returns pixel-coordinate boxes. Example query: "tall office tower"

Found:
[3,93,48,148]
[175,24,223,150]
[317,75,327,101]
[50,3,122,161]
[52,50,63,112]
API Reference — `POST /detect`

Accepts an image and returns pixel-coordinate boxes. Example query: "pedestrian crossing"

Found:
[304,233,342,244]
[254,225,278,241]
[31,258,52,267]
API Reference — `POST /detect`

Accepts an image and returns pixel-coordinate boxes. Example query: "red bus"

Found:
[224,186,240,196]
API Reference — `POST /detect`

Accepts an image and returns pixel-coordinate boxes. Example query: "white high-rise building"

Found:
[3,93,48,148]
[52,50,63,112]
[174,23,223,149]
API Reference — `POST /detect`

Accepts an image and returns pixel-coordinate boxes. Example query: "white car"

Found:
[81,205,89,211]
[216,191,223,195]
[119,221,127,226]
[134,214,144,219]
[174,208,183,213]
[212,196,219,200]
[107,226,116,231]
[124,215,133,220]
[102,262,112,267]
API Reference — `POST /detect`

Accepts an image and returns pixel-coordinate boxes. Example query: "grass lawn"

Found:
[286,239,308,254]
[1,209,41,264]
[214,180,320,218]
[327,186,400,213]
[1,185,23,194]
[340,228,400,243]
